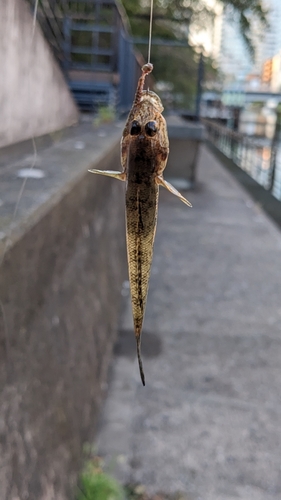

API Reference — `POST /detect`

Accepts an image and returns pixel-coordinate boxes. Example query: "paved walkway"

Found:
[96,145,281,500]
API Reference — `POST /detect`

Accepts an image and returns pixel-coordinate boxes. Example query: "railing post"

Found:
[195,52,204,121]
[63,16,71,72]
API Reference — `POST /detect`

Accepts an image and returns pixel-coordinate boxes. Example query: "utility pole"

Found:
[195,51,204,121]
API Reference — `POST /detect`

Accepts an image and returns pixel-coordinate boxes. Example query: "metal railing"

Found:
[203,119,281,202]
[27,0,66,64]
[26,0,143,112]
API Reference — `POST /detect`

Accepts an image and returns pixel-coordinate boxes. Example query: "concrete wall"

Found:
[0,0,79,148]
[0,136,126,499]
[166,116,205,185]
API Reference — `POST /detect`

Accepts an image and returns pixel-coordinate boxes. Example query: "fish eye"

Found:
[130,120,141,135]
[145,121,157,137]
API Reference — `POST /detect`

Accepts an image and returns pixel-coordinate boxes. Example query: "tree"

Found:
[220,0,267,55]
[120,0,267,110]
[121,0,267,52]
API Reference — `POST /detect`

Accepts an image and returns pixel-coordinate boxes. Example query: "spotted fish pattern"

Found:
[89,63,191,385]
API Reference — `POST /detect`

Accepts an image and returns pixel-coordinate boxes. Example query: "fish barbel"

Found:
[89,63,191,385]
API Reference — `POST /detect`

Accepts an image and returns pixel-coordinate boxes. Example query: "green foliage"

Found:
[121,0,267,49]
[124,484,188,500]
[151,44,200,109]
[120,0,267,108]
[219,0,268,56]
[77,457,125,500]
[93,106,116,127]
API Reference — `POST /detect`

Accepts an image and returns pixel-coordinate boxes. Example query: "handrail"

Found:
[203,118,281,202]
[26,0,146,111]
[27,0,66,63]
[26,0,130,69]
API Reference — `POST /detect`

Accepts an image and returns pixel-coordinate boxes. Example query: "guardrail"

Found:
[203,119,281,202]
[26,0,143,112]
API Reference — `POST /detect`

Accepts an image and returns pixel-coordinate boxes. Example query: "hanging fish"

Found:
[89,63,192,385]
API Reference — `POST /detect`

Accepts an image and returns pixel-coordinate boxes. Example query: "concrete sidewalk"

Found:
[96,145,281,500]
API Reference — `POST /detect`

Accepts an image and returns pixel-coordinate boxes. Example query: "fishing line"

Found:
[147,0,154,64]
[32,0,39,34]
[0,300,10,361]
[13,0,39,223]
[1,0,38,264]
[0,0,39,360]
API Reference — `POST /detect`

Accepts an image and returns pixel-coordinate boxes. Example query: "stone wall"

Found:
[0,0,78,148]
[0,136,127,499]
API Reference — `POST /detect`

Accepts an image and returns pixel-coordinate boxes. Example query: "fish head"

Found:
[140,90,164,114]
[128,90,169,149]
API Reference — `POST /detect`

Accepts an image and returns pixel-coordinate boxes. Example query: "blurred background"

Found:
[1,1,281,499]
[2,0,281,199]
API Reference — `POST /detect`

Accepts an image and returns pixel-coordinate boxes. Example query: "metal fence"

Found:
[27,0,142,112]
[203,119,281,202]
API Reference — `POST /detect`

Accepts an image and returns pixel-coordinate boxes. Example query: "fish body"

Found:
[125,97,165,385]
[89,64,191,385]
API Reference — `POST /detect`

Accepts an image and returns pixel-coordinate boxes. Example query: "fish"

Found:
[89,63,192,385]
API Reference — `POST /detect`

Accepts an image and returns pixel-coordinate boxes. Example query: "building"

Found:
[216,0,281,84]
[218,6,253,82]
[260,0,281,62]
[271,51,281,92]
[188,0,223,59]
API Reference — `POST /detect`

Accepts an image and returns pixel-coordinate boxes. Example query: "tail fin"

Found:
[137,337,145,386]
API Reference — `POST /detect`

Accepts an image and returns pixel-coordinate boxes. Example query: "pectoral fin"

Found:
[156,176,192,207]
[89,169,126,181]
